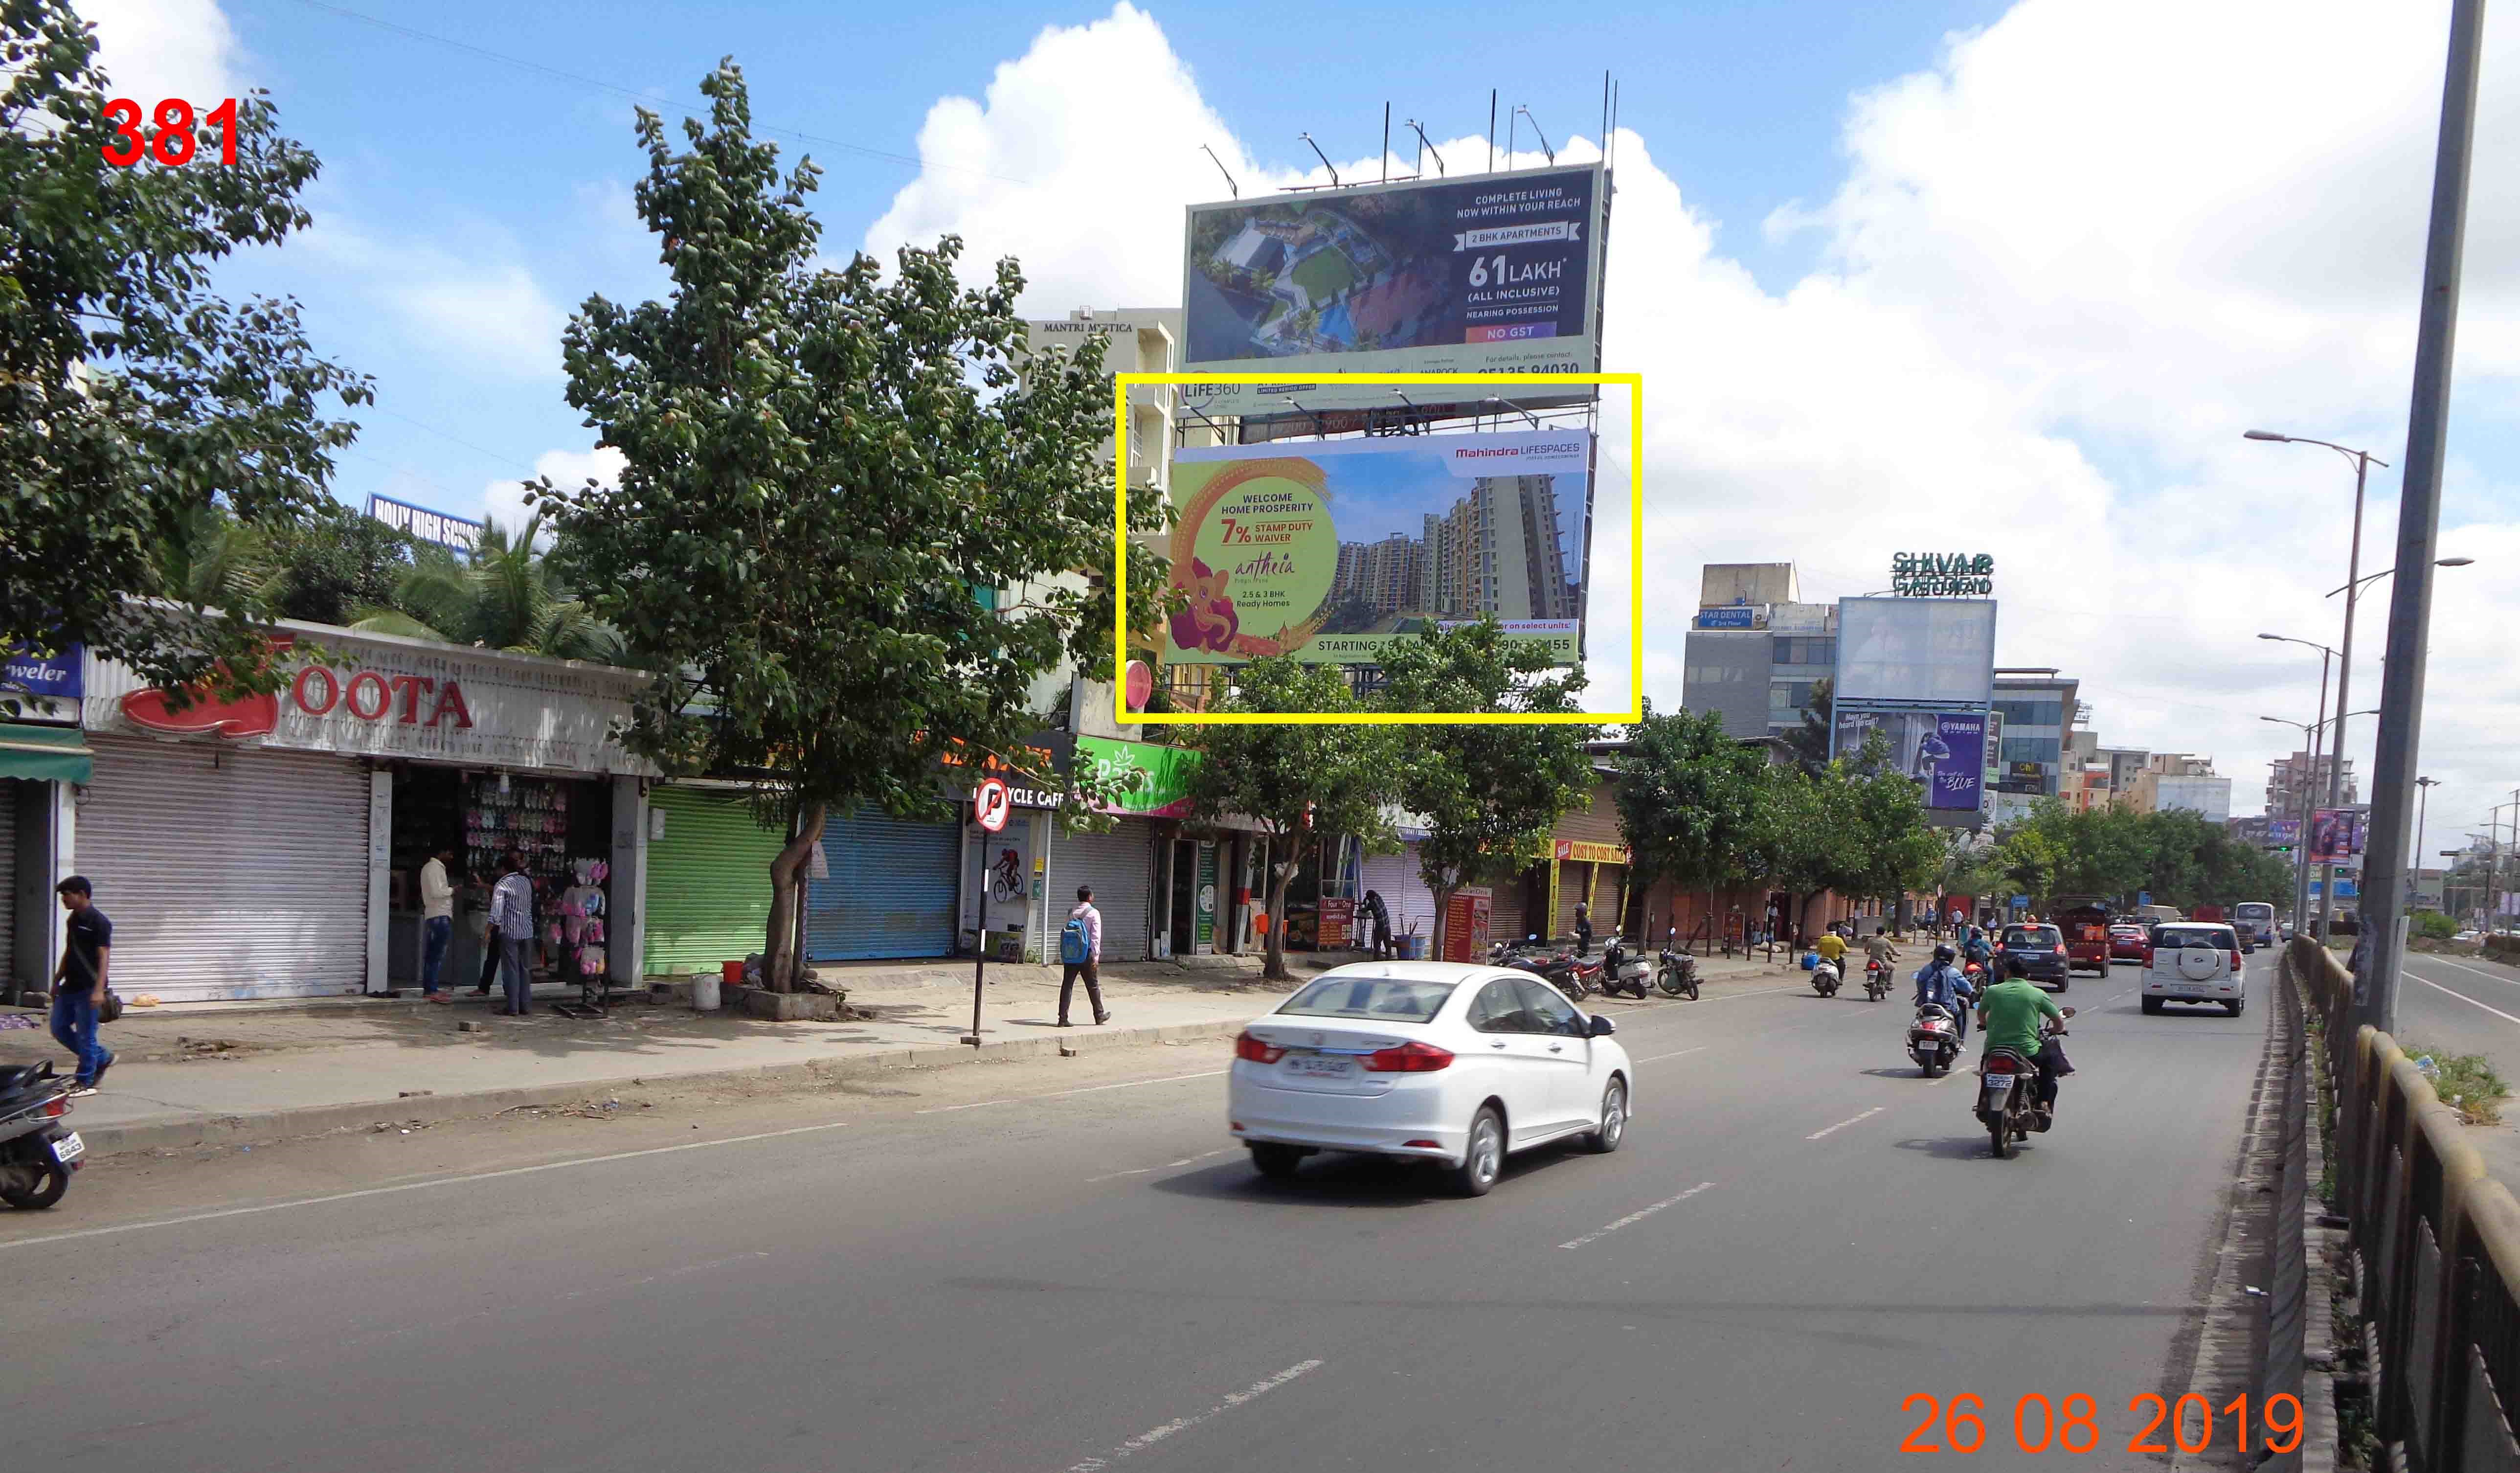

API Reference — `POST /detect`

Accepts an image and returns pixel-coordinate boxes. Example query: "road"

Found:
[2382,947,2520,1186]
[0,958,2272,1472]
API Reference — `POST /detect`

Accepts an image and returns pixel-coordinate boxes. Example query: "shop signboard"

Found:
[1162,430,1591,668]
[1831,708,1987,812]
[1179,163,1608,417]
[5,640,83,701]
[1075,734,1201,818]
[1694,605,1759,630]
[84,625,654,776]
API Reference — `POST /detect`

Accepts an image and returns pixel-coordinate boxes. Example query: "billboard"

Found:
[2310,809,2368,863]
[1162,430,1591,667]
[368,494,483,553]
[1833,707,1987,812]
[2267,817,2302,847]
[1832,598,1998,707]
[1179,164,1608,416]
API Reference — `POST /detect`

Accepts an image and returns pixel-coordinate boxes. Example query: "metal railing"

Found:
[2292,936,2520,1470]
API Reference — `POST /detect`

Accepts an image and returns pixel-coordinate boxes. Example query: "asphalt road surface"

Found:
[2382,948,2520,1186]
[0,959,2273,1473]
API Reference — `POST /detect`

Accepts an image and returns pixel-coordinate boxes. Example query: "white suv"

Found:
[2141,923,2246,1016]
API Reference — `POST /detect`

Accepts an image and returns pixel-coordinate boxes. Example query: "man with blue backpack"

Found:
[1058,884,1111,1028]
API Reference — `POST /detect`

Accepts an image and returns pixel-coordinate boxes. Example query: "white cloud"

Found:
[80,0,240,109]
[294,215,571,384]
[483,447,626,542]
[862,0,2520,828]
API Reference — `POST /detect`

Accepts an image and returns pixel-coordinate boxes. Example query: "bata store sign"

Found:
[87,627,654,775]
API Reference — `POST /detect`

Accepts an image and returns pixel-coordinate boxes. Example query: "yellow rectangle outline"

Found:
[1112,371,1645,726]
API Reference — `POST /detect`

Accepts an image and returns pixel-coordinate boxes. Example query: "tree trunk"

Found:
[765,801,827,994]
[1430,884,1454,962]
[1263,860,1295,981]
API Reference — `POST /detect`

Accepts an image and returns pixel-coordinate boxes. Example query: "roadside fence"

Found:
[2292,936,2520,1471]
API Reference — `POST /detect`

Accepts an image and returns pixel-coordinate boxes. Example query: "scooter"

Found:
[1864,956,1892,1000]
[1812,958,1842,997]
[1908,1003,1960,1076]
[1598,937,1656,1000]
[0,1061,81,1210]
[1975,1008,2076,1158]
[1656,931,1700,1000]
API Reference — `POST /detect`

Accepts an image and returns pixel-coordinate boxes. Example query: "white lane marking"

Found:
[1559,1181,1716,1250]
[1064,1359,1325,1472]
[2417,955,2520,989]
[1085,1148,1236,1184]
[1805,1106,1887,1140]
[915,1068,1230,1116]
[0,1120,855,1252]
[1634,1045,1710,1064]
[2409,975,2520,1027]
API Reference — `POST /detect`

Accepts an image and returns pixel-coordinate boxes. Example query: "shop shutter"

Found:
[807,805,960,961]
[0,779,17,980]
[644,786,786,976]
[1489,864,1534,947]
[81,738,369,1001]
[1049,821,1153,962]
[1360,851,1437,949]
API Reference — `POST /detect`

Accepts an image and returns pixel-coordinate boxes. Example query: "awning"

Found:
[0,724,93,783]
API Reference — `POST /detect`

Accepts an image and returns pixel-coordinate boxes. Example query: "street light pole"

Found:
[2260,634,2337,934]
[2358,0,2487,1036]
[2415,777,2439,909]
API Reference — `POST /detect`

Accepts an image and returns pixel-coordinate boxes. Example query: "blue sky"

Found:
[81,0,2520,829]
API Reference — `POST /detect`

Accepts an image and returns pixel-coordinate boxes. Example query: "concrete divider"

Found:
[2290,935,2520,1470]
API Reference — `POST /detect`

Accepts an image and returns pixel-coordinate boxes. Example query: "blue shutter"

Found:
[806,805,961,961]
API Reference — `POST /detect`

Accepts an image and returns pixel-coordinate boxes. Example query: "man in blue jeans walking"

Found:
[49,876,115,1097]
[420,844,456,1002]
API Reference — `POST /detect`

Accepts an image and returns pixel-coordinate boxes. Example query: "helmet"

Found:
[1933,944,1956,964]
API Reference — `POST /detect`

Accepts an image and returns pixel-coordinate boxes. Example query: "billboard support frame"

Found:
[1113,371,1642,727]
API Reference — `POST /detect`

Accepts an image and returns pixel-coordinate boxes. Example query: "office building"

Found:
[1680,563,1839,740]
[2267,751,2359,817]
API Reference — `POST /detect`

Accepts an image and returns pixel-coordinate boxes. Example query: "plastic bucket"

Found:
[692,971,723,1011]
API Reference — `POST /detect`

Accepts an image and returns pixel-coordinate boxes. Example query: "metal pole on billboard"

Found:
[2358,0,2485,1038]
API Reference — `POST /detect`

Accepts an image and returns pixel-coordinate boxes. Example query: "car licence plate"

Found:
[50,1132,84,1164]
[1288,1054,1357,1080]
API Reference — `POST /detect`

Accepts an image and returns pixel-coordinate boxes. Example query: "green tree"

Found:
[1377,620,1597,960]
[1747,761,1862,940]
[351,516,621,662]
[2,0,371,706]
[1183,659,1399,980]
[528,62,1160,989]
[1780,677,1836,778]
[1843,736,1942,921]
[1612,701,1769,942]
[264,500,417,626]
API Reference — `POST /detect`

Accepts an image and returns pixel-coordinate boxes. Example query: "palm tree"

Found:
[154,503,281,612]
[350,516,624,662]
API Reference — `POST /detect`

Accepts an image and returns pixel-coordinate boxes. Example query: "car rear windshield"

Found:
[2236,905,2275,920]
[2003,928,2060,947]
[1276,976,1458,1022]
[2159,927,2238,950]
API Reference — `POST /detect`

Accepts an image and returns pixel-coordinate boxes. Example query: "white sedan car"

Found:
[1227,961,1634,1197]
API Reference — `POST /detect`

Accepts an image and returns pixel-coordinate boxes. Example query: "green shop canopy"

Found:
[0,724,92,783]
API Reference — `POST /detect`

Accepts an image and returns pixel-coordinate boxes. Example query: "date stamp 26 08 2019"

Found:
[1898,1392,2305,1457]
[99,98,238,167]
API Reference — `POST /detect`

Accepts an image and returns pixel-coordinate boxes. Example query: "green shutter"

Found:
[644,786,788,975]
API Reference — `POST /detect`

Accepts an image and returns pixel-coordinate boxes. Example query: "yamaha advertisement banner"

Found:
[1832,707,1987,813]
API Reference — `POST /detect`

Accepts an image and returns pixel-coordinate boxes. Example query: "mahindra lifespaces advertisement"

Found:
[1160,430,1592,667]
[1179,164,1606,415]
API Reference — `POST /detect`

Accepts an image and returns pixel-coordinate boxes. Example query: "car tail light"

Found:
[1235,1032,1284,1064]
[1403,1138,1440,1148]
[1361,1041,1454,1073]
[2230,950,2245,973]
[2143,947,2155,968]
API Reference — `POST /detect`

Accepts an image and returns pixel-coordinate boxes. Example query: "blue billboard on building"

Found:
[1832,707,1986,812]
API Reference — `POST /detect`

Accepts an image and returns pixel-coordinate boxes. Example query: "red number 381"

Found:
[101,97,239,167]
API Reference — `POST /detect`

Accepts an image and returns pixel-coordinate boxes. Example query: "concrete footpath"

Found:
[0,950,1793,1156]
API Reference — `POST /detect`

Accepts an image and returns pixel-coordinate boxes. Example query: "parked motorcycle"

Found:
[1864,956,1892,1001]
[0,1061,81,1210]
[1811,958,1841,997]
[1656,933,1700,1000]
[1975,1007,2076,1158]
[1500,937,1596,1004]
[1907,1003,1959,1076]
[1598,937,1656,1000]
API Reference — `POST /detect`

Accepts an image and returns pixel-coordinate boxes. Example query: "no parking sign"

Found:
[973,776,1012,834]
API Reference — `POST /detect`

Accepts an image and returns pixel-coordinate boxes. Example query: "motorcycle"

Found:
[1598,937,1656,1001]
[1908,1003,1959,1076]
[1501,937,1596,1004]
[1975,1007,2076,1158]
[1811,957,1842,997]
[1864,956,1892,1001]
[1656,933,1700,1000]
[0,1061,81,1210]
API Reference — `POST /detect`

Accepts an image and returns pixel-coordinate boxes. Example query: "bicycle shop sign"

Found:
[1889,552,1995,597]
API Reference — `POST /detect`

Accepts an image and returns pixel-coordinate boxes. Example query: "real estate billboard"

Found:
[1179,164,1608,416]
[1832,707,1987,812]
[1832,597,1998,708]
[1161,429,1592,667]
